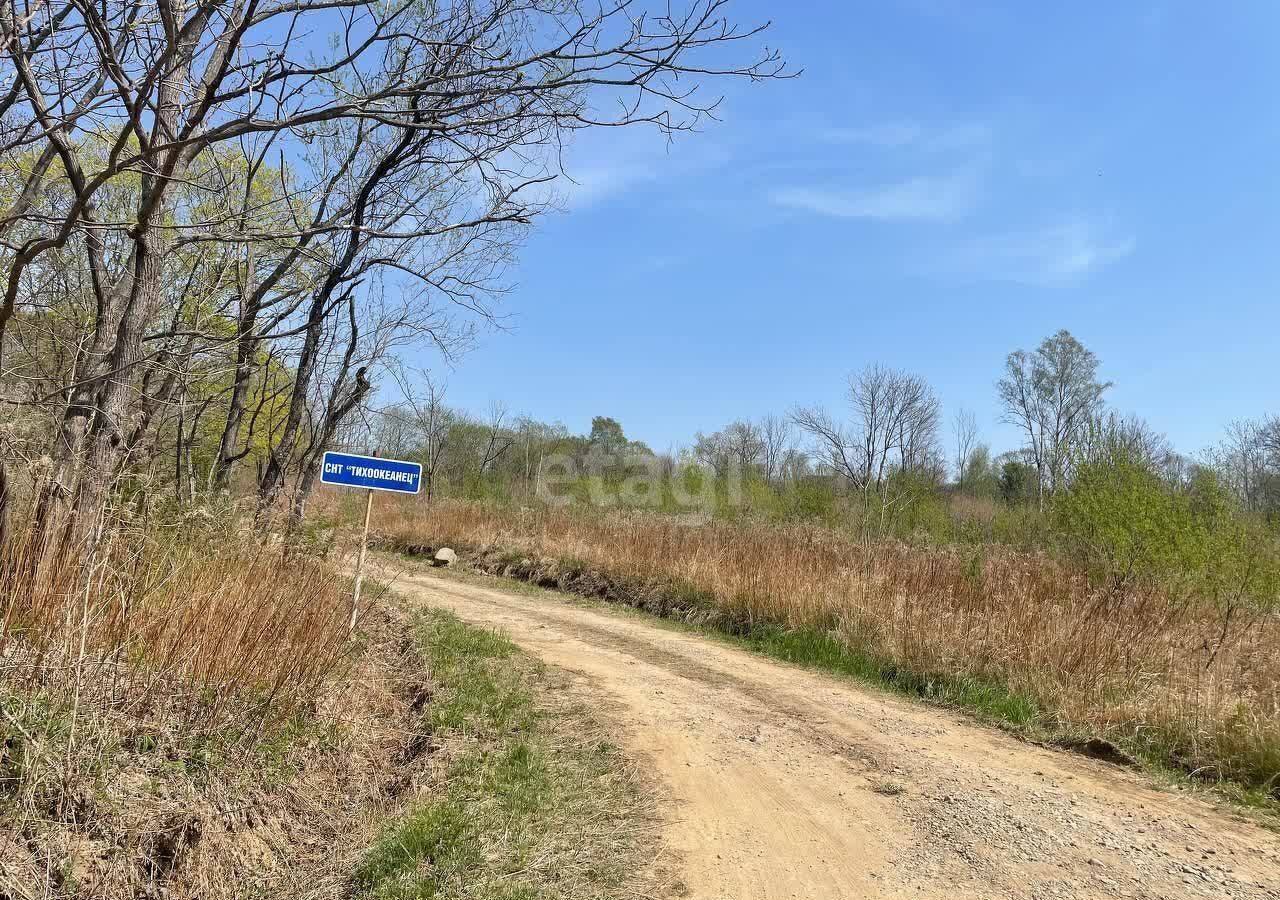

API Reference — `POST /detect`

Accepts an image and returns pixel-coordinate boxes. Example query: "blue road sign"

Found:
[320,451,422,494]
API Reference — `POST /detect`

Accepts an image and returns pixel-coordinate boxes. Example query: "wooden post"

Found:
[350,486,373,636]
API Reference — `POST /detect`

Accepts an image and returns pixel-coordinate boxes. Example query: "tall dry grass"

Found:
[0,511,353,759]
[377,497,1280,795]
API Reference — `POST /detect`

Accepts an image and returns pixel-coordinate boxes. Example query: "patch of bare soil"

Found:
[376,556,1280,900]
[0,602,439,900]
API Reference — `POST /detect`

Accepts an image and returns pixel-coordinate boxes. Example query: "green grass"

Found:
[734,625,1041,726]
[355,606,654,900]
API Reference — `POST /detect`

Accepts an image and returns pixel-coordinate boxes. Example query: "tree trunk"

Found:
[212,307,260,492]
[46,0,199,536]
[257,294,328,512]
[288,367,372,525]
[73,226,166,525]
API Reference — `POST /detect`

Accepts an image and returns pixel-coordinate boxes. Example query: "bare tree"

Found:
[793,364,942,495]
[1077,412,1173,472]
[759,414,794,484]
[726,421,764,471]
[389,367,454,502]
[1205,416,1280,515]
[693,419,771,478]
[692,430,730,475]
[953,407,979,489]
[790,405,861,489]
[0,0,790,536]
[478,400,516,475]
[370,407,418,461]
[513,416,570,499]
[288,289,418,523]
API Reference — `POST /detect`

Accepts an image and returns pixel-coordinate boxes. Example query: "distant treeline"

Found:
[344,330,1280,613]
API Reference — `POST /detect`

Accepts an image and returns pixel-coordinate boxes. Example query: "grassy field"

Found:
[371,497,1280,811]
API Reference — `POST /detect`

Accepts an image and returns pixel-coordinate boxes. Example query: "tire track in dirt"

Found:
[376,559,1280,900]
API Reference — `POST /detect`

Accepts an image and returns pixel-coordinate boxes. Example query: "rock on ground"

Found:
[432,548,457,567]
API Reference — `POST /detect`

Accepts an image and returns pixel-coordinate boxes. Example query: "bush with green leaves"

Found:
[1056,454,1280,630]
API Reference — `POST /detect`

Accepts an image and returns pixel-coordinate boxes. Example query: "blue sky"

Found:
[420,2,1280,461]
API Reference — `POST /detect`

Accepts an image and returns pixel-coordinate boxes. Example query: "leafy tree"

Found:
[998,330,1111,508]
[589,417,628,458]
[998,458,1035,505]
[959,444,999,497]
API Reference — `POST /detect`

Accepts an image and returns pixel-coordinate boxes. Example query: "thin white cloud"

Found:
[559,163,659,209]
[927,122,993,153]
[817,122,925,147]
[938,220,1135,284]
[769,170,980,222]
[817,121,991,153]
[552,128,734,210]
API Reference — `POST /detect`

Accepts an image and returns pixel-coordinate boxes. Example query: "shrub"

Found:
[1057,458,1280,629]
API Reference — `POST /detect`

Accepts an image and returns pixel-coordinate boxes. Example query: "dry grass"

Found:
[0,507,358,893]
[0,514,352,744]
[0,501,467,898]
[0,582,448,899]
[373,497,1280,798]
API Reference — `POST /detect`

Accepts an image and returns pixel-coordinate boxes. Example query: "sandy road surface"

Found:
[376,559,1280,900]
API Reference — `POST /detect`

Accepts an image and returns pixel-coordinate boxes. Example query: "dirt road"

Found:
[378,559,1280,900]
